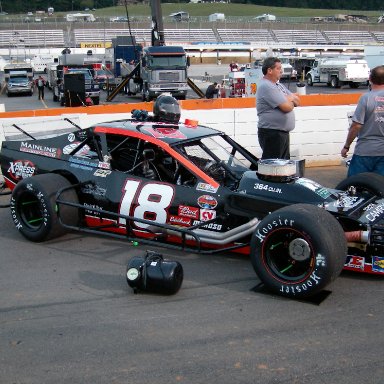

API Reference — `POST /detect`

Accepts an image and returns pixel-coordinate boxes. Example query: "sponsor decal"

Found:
[178,205,199,219]
[63,143,80,154]
[68,157,95,171]
[68,133,76,142]
[20,141,61,158]
[84,203,103,217]
[336,194,363,209]
[254,183,282,194]
[372,256,384,273]
[365,202,384,222]
[81,184,107,196]
[63,143,91,157]
[316,187,331,199]
[197,195,218,209]
[196,182,218,193]
[167,215,191,227]
[8,160,36,180]
[295,178,322,191]
[200,209,216,221]
[94,169,112,177]
[345,255,365,271]
[192,220,222,231]
[143,126,187,139]
[97,161,111,170]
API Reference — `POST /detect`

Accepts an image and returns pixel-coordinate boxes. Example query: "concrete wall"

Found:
[0,95,359,167]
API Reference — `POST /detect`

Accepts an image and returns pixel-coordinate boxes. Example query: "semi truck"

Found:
[306,57,370,88]
[106,0,190,102]
[125,45,189,101]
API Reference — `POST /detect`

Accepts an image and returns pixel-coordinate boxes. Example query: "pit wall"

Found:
[0,93,361,167]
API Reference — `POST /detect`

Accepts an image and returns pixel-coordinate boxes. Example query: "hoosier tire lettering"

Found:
[10,174,79,242]
[250,204,347,299]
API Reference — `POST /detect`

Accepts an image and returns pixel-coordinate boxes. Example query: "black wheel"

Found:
[10,174,78,242]
[92,97,100,105]
[250,204,347,299]
[331,77,340,88]
[335,172,384,197]
[306,75,313,86]
[141,87,146,102]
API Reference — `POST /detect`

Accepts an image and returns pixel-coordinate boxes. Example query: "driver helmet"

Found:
[153,94,181,123]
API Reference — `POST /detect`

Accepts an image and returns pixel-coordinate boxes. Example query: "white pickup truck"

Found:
[306,57,370,88]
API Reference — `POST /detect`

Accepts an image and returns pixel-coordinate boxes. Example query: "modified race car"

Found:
[1,96,384,299]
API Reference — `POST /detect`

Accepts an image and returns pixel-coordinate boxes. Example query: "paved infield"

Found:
[1,166,384,384]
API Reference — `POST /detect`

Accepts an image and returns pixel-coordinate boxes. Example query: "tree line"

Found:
[1,0,382,14]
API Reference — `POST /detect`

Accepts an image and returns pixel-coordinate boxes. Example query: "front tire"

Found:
[335,172,384,197]
[250,204,347,299]
[306,75,313,86]
[10,174,78,242]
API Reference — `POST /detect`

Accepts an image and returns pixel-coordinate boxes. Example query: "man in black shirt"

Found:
[205,82,218,99]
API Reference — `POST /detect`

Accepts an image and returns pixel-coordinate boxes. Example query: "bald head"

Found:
[370,65,384,85]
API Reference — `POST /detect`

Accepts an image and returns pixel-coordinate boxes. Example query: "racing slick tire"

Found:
[335,172,384,197]
[250,204,347,299]
[10,174,78,242]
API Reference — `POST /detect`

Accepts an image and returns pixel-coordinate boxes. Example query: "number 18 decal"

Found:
[119,179,175,229]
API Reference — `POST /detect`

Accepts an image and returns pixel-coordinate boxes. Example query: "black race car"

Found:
[1,99,384,299]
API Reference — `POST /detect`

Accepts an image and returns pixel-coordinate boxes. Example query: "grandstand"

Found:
[217,29,273,43]
[0,26,383,48]
[0,29,65,48]
[73,28,217,45]
[272,29,328,45]
[324,30,376,44]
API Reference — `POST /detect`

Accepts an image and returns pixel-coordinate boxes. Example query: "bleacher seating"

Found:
[273,29,328,45]
[73,28,149,45]
[73,28,217,45]
[0,27,380,49]
[217,29,273,43]
[165,29,216,43]
[0,30,65,48]
[372,31,384,43]
[323,30,375,44]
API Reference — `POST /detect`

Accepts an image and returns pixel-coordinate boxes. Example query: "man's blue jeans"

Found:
[348,154,384,177]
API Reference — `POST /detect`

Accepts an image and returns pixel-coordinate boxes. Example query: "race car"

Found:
[1,95,384,299]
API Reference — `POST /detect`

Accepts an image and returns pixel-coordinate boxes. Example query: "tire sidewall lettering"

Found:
[255,215,325,295]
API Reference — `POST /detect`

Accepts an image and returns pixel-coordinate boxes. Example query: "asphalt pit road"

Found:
[251,282,332,305]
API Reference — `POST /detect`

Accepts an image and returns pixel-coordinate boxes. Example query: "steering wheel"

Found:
[204,161,226,182]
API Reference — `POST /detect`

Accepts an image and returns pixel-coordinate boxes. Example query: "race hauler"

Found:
[306,56,370,88]
[125,45,189,101]
[3,63,34,97]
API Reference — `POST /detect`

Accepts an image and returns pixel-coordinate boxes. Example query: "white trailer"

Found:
[306,57,370,88]
[65,13,96,22]
[364,46,384,69]
[208,13,225,22]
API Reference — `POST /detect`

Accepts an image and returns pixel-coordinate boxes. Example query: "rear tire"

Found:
[331,77,340,88]
[250,204,347,299]
[335,172,384,197]
[10,174,78,242]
